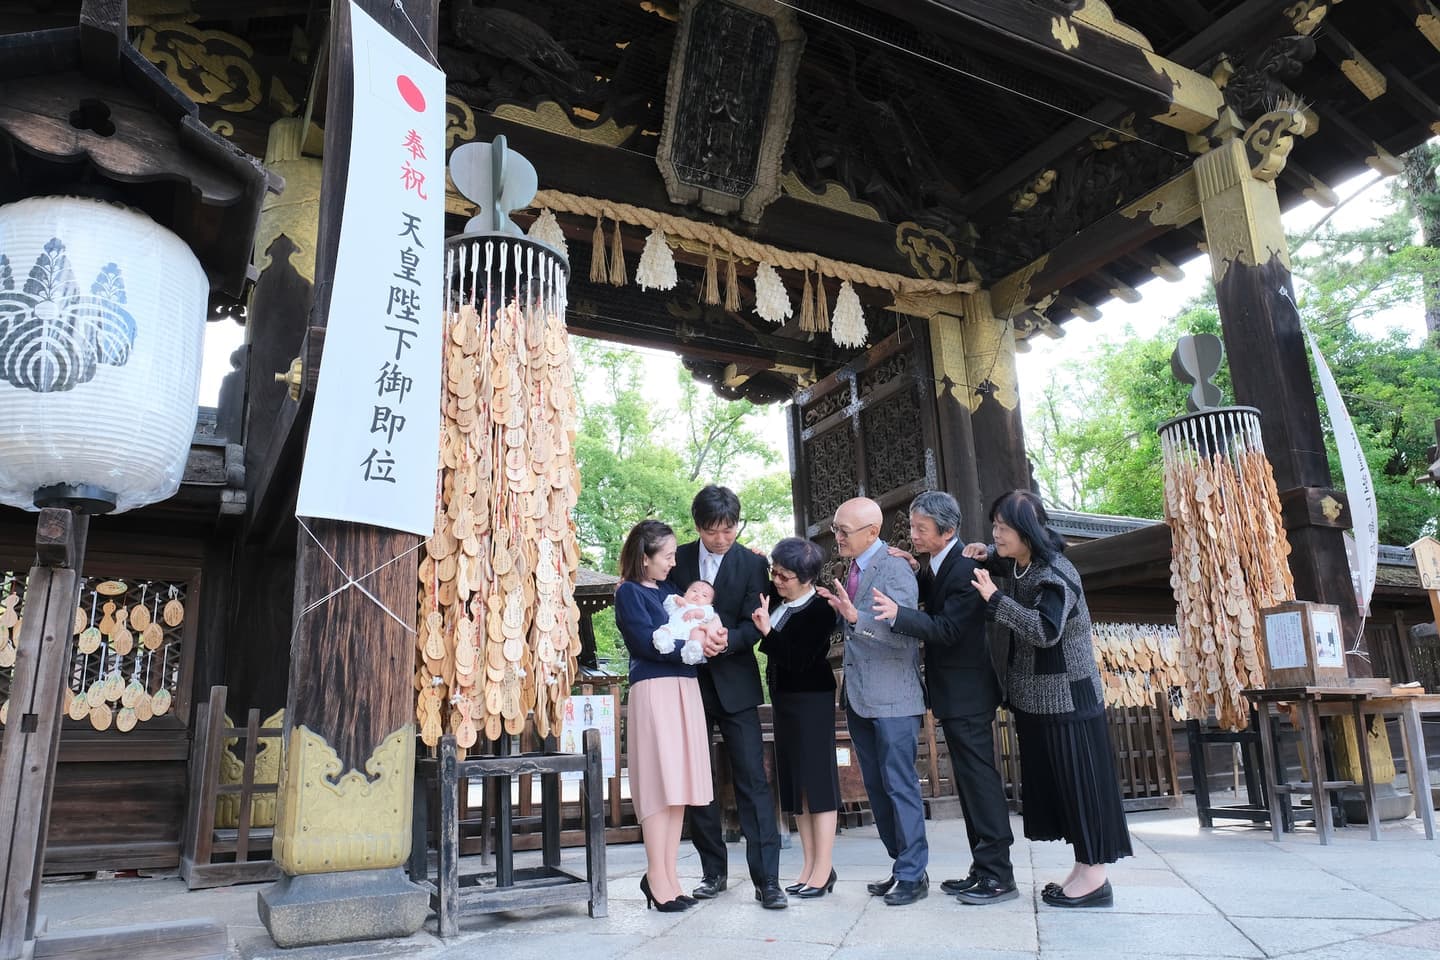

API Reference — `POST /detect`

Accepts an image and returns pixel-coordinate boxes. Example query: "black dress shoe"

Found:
[784,880,807,895]
[954,876,1018,905]
[755,879,789,909]
[1042,879,1113,908]
[940,872,979,895]
[640,874,691,912]
[866,874,897,896]
[883,875,929,906]
[692,876,728,899]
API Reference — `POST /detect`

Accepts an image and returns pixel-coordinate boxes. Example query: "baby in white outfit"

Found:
[653,580,723,665]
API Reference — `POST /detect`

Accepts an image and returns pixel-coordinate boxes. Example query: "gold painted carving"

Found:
[136,23,262,113]
[446,96,477,150]
[780,172,882,221]
[1011,169,1057,212]
[273,723,415,875]
[1283,0,1329,35]
[928,312,967,402]
[1241,107,1308,182]
[987,255,1050,320]
[1194,139,1291,283]
[896,223,960,283]
[1119,172,1200,227]
[1051,16,1079,51]
[1143,53,1224,134]
[1340,57,1387,101]
[1071,0,1153,49]
[1320,495,1343,523]
[493,101,636,147]
[254,118,321,283]
[1419,13,1440,52]
[959,290,1018,413]
[216,708,285,828]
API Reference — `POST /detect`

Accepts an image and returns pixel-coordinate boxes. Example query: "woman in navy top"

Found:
[614,519,713,911]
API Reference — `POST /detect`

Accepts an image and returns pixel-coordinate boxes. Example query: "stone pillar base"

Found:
[258,867,429,948]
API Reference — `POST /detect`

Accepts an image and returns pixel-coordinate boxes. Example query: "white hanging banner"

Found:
[1302,325,1377,616]
[296,2,444,537]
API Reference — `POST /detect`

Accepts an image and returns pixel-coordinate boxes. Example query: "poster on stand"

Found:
[295,1,444,537]
[559,694,617,781]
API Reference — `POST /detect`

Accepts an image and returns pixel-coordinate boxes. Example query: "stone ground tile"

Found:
[830,948,1039,960]
[1345,885,1440,920]
[234,930,439,960]
[669,886,865,945]
[623,934,838,960]
[430,931,645,960]
[1227,916,1417,957]
[841,893,1039,954]
[1099,881,1218,915]
[446,896,685,938]
[1037,912,1262,958]
[1270,942,1440,960]
[1370,918,1440,951]
[1201,883,1418,921]
[1099,865,1192,888]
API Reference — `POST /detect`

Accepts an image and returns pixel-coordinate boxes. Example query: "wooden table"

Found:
[1244,687,1376,845]
[1308,694,1439,841]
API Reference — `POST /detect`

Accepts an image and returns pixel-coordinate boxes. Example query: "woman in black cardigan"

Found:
[752,537,841,899]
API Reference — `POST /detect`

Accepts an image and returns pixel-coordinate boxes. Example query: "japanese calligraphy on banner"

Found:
[296,2,444,536]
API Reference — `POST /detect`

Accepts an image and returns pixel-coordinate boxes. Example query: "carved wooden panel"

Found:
[790,320,940,547]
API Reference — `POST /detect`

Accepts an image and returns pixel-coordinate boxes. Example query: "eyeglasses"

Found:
[829,522,876,539]
[771,568,798,584]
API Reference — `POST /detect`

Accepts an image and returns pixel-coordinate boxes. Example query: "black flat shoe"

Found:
[866,874,897,896]
[1042,879,1113,908]
[954,876,1018,905]
[941,873,979,895]
[692,875,727,899]
[640,874,691,912]
[796,869,837,898]
[883,874,929,906]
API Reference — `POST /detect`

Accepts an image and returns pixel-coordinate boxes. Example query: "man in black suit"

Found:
[873,490,1017,905]
[667,485,786,909]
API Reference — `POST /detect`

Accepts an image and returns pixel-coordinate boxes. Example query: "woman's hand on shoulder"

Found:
[970,568,998,601]
[961,542,990,560]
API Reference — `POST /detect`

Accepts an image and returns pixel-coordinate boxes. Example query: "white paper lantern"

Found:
[0,196,208,513]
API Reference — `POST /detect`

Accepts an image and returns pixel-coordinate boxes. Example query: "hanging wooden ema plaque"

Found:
[1409,536,1440,627]
[1258,600,1349,688]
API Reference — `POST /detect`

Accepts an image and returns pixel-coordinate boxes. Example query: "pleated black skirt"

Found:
[771,690,841,814]
[1013,707,1133,864]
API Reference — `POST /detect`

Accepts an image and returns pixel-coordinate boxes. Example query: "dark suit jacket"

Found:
[891,544,1002,720]
[668,540,768,714]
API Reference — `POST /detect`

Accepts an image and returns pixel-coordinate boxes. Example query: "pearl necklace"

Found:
[1013,559,1034,580]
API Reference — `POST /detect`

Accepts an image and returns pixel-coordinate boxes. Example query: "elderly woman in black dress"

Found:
[966,490,1132,907]
[751,537,841,899]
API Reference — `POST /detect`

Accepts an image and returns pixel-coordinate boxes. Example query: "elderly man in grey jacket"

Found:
[817,497,926,905]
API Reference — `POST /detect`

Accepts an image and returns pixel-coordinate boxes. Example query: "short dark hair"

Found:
[691,484,741,529]
[909,490,961,537]
[619,519,674,582]
[770,537,825,585]
[988,490,1067,563]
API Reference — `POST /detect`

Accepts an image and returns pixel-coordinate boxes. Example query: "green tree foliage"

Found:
[570,338,794,664]
[1028,182,1440,544]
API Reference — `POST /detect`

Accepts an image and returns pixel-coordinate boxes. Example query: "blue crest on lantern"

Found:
[0,238,137,393]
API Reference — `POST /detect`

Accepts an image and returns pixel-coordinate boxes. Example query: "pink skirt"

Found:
[627,676,713,822]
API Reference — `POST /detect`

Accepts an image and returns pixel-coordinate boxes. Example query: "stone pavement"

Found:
[31,803,1440,960]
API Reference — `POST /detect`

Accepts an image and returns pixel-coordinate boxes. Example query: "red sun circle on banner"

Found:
[396,74,426,112]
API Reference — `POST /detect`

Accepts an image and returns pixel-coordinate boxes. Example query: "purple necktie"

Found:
[845,560,860,601]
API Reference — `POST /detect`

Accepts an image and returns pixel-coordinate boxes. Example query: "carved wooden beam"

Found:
[870,0,1222,133]
[1382,65,1440,137]
[1385,0,1440,52]
[988,168,1200,317]
[1312,25,1388,101]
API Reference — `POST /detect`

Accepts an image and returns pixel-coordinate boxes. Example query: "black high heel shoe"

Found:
[796,868,838,899]
[784,880,807,895]
[640,874,691,912]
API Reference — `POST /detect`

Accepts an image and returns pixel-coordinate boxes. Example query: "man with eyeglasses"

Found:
[667,485,786,909]
[817,496,927,905]
[873,490,1017,905]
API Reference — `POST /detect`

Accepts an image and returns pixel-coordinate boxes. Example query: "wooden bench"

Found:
[178,686,281,889]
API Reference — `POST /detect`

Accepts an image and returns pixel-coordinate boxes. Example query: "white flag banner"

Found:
[296,2,444,537]
[1302,325,1378,616]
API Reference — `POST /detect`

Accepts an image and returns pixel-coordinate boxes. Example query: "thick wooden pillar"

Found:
[258,0,437,946]
[962,290,1032,519]
[927,311,985,541]
[1194,127,1368,674]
